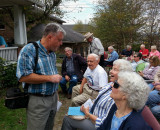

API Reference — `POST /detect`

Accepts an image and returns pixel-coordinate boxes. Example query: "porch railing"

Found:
[0,47,18,61]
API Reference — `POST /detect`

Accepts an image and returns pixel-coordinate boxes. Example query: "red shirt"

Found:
[139,49,149,59]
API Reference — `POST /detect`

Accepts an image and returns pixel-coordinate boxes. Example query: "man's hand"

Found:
[65,75,70,81]
[50,74,62,83]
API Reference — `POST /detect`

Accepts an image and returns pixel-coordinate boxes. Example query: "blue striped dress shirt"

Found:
[92,83,115,128]
[16,41,58,95]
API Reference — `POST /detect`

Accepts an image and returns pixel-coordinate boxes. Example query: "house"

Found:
[28,24,88,57]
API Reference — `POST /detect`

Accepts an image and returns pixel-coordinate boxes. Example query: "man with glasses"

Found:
[17,23,66,130]
[71,53,108,106]
[131,52,146,72]
[61,59,133,130]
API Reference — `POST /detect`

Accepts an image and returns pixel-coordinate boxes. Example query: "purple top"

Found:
[143,65,160,80]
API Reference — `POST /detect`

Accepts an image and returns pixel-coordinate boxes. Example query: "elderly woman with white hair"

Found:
[97,71,152,130]
[149,45,160,59]
[61,59,134,130]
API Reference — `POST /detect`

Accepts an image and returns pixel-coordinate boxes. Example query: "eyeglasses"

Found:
[134,56,138,58]
[113,80,120,89]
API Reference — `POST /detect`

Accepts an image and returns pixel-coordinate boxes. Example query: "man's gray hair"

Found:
[141,44,145,48]
[87,53,99,61]
[108,46,114,50]
[43,23,66,37]
[64,47,72,51]
[118,71,150,110]
[113,59,133,72]
[126,45,131,49]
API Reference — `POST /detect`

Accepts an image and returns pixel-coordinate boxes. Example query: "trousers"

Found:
[27,92,57,130]
[71,83,99,106]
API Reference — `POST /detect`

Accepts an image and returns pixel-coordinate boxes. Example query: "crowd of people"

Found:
[15,23,160,130]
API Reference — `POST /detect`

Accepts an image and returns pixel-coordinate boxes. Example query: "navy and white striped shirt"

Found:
[93,83,114,128]
[16,41,58,95]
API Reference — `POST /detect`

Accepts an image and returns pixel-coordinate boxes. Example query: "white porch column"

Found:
[14,5,27,45]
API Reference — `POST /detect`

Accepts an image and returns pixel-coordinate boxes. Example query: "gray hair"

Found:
[64,47,72,51]
[151,45,157,50]
[127,45,131,49]
[43,23,66,37]
[87,53,99,61]
[140,44,145,48]
[113,59,133,72]
[118,71,150,110]
[108,46,114,50]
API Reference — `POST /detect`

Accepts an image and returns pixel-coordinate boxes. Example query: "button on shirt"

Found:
[16,41,58,95]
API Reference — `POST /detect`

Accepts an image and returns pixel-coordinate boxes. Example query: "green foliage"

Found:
[0,58,18,88]
[89,0,145,53]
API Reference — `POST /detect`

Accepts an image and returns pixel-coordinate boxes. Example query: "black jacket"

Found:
[97,104,152,130]
[61,53,87,81]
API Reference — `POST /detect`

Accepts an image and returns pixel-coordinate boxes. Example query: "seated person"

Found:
[61,59,133,130]
[0,36,7,48]
[71,53,108,106]
[147,68,160,120]
[139,44,149,60]
[60,47,87,99]
[131,52,145,72]
[104,46,119,66]
[149,45,160,59]
[121,45,133,58]
[138,56,160,80]
[98,71,151,130]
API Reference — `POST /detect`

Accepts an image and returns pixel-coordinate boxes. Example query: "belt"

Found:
[87,84,99,92]
[29,93,55,97]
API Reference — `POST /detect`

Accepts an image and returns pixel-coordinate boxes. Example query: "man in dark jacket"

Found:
[60,47,87,99]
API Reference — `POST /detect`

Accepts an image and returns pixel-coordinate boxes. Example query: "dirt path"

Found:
[53,93,71,130]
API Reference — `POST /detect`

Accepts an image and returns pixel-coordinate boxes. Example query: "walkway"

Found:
[53,92,71,130]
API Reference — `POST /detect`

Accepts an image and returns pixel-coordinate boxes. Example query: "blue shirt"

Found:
[0,36,7,47]
[111,112,131,130]
[93,83,115,128]
[107,50,119,62]
[16,40,58,95]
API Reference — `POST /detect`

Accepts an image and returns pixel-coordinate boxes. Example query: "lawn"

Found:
[0,63,66,130]
[0,88,27,130]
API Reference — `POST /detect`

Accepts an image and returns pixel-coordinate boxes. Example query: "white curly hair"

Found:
[118,71,150,110]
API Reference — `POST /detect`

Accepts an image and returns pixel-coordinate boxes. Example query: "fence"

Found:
[0,47,18,61]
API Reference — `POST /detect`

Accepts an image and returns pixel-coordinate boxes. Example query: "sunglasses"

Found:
[134,56,138,58]
[113,80,120,89]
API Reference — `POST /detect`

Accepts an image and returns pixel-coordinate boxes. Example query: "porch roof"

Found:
[0,0,45,7]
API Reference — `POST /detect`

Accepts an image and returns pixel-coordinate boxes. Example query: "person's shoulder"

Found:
[122,111,152,130]
[20,43,36,55]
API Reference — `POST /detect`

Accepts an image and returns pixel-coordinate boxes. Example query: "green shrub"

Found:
[0,58,18,88]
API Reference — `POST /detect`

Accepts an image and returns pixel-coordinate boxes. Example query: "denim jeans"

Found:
[60,75,78,94]
[146,90,160,120]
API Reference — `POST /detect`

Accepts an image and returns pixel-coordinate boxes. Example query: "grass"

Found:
[0,88,27,130]
[0,62,63,130]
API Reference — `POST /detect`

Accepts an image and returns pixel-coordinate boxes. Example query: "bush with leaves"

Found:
[0,58,18,88]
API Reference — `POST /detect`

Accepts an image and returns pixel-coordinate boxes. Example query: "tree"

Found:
[73,20,92,34]
[140,0,160,48]
[89,0,146,52]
